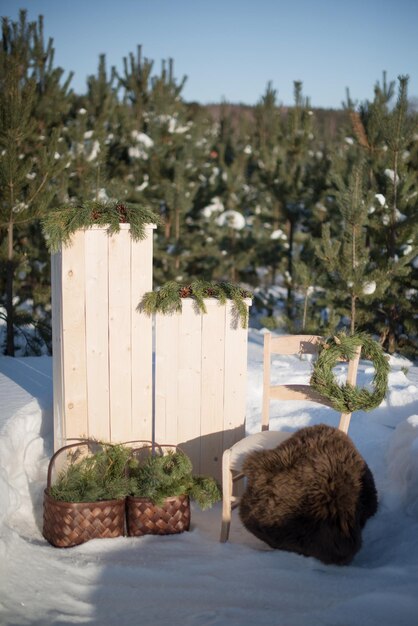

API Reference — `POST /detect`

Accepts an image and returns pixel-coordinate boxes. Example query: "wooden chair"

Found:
[220,333,362,543]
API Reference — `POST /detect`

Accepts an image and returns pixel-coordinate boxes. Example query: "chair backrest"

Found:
[262,333,361,434]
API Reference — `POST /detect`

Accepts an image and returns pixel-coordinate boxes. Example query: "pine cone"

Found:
[179,286,192,298]
[116,203,128,223]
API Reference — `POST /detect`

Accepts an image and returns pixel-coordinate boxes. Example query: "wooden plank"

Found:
[270,334,323,355]
[84,228,110,441]
[131,226,154,441]
[262,331,272,430]
[200,300,226,481]
[269,384,334,406]
[60,231,89,443]
[177,300,202,473]
[155,312,180,445]
[223,300,248,450]
[108,227,132,442]
[51,249,64,451]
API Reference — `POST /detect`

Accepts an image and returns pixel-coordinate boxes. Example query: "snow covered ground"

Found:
[1,329,418,626]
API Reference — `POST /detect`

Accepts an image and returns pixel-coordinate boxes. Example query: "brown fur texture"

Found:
[239,424,378,565]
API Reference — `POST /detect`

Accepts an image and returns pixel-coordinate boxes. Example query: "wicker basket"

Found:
[126,443,191,536]
[126,494,190,536]
[43,441,126,548]
[43,491,126,547]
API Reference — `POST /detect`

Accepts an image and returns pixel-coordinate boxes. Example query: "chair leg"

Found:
[220,512,231,543]
[338,412,352,434]
[220,449,233,542]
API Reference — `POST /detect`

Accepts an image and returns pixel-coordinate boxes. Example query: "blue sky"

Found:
[1,0,417,108]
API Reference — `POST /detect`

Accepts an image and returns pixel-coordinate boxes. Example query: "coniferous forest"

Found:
[1,10,417,357]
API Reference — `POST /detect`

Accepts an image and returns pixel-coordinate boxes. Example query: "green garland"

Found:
[140,280,252,328]
[42,201,160,252]
[310,332,390,413]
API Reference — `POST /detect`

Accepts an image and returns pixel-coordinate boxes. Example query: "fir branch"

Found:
[49,443,135,503]
[41,201,160,252]
[129,449,221,509]
[139,280,252,328]
[140,281,183,316]
[187,475,223,510]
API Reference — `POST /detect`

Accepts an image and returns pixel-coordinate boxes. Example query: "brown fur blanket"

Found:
[239,424,378,565]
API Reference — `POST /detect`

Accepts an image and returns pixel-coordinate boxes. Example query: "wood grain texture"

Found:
[223,300,247,450]
[51,250,64,451]
[52,225,155,449]
[155,312,180,445]
[200,301,226,479]
[131,227,154,440]
[85,228,110,441]
[108,228,132,442]
[177,300,203,473]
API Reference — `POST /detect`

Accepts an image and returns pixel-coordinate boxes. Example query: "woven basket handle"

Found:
[46,439,97,490]
[128,442,164,457]
[121,439,160,455]
[128,443,182,460]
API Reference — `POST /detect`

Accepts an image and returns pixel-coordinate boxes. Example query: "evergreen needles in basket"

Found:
[129,449,221,510]
[50,443,135,503]
[43,442,134,548]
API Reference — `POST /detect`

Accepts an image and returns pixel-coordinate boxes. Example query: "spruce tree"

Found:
[119,54,209,283]
[62,53,128,203]
[249,83,287,289]
[364,76,418,353]
[314,162,387,333]
[250,82,329,319]
[117,45,154,126]
[189,100,270,285]
[316,74,418,352]
[201,104,253,282]
[0,10,71,355]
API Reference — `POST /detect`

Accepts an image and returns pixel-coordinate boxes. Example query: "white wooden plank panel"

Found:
[84,228,110,441]
[155,312,180,445]
[200,301,225,480]
[269,384,333,406]
[60,231,89,443]
[131,227,154,441]
[177,300,202,473]
[223,301,248,451]
[51,250,64,451]
[108,228,132,442]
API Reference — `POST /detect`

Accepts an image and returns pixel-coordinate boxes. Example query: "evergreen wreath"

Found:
[42,200,160,252]
[140,280,252,328]
[310,332,390,413]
